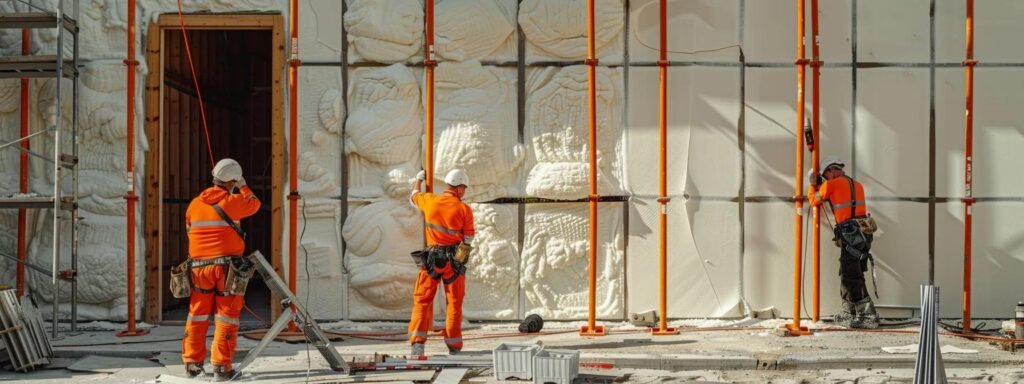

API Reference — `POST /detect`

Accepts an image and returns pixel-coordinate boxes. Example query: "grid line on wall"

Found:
[339,0,351,319]
[516,0,527,320]
[928,0,937,285]
[737,0,748,311]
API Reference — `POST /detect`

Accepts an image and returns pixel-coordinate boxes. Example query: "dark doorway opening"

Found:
[160,29,273,326]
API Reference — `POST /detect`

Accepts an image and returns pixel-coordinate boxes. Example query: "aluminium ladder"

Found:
[0,0,80,338]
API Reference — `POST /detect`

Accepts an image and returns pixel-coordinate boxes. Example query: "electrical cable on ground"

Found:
[300,197,312,382]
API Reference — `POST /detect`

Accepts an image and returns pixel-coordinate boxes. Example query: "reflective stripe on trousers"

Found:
[187,314,209,323]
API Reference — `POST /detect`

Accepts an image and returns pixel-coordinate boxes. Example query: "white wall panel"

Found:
[625,67,691,197]
[742,201,796,316]
[522,203,624,320]
[972,69,1024,197]
[855,68,930,197]
[742,0,851,63]
[937,0,1024,63]
[520,0,625,64]
[629,0,739,63]
[867,202,930,315]
[935,202,1024,319]
[523,66,625,199]
[681,67,740,198]
[935,68,965,198]
[627,198,740,318]
[857,0,930,62]
[745,68,853,197]
[300,0,343,61]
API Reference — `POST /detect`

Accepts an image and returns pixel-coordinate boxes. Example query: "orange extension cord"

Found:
[176,0,214,165]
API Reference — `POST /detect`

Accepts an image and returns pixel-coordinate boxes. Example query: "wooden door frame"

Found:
[143,14,285,323]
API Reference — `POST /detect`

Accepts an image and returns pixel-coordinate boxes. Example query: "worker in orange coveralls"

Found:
[182,158,261,380]
[809,156,879,329]
[407,169,475,356]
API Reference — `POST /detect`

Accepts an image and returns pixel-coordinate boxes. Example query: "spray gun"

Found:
[803,118,815,152]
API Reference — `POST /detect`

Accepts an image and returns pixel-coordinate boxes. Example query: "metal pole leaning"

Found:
[652,0,677,337]
[787,0,811,337]
[580,0,605,337]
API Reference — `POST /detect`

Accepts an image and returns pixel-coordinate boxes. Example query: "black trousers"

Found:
[839,247,870,303]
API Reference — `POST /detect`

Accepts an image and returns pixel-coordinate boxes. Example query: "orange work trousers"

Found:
[182,264,246,366]
[408,263,465,350]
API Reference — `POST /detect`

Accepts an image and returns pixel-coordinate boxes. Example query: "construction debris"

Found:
[0,289,52,372]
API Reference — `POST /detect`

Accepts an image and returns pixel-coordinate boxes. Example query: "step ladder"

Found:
[231,251,350,379]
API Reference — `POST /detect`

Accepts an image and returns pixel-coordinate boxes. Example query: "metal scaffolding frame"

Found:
[0,0,79,338]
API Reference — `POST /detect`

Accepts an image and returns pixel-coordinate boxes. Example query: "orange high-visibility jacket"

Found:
[809,176,868,224]
[186,185,261,259]
[410,190,475,247]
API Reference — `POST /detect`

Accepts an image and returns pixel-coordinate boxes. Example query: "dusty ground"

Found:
[2,319,1022,383]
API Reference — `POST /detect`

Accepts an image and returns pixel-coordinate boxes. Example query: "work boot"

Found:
[833,300,856,326]
[411,342,425,356]
[850,298,880,329]
[448,346,461,355]
[184,362,204,378]
[212,365,233,382]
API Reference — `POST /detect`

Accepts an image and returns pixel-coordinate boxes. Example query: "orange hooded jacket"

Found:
[185,185,261,259]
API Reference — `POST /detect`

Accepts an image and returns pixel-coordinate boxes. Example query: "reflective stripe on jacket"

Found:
[410,190,475,247]
[186,185,261,259]
[809,176,868,224]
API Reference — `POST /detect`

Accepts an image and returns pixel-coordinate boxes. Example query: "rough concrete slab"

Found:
[66,355,161,373]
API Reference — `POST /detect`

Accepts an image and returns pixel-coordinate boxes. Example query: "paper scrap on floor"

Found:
[881,344,979,354]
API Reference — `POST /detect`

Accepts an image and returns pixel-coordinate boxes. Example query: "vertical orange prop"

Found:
[962,0,976,335]
[652,0,677,336]
[580,0,605,337]
[118,0,148,337]
[425,0,435,192]
[287,0,301,331]
[810,0,822,323]
[786,0,811,336]
[16,29,29,298]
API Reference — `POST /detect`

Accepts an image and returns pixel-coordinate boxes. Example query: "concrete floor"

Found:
[2,319,1023,383]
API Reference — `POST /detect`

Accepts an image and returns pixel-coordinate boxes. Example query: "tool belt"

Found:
[169,256,254,298]
[410,244,467,284]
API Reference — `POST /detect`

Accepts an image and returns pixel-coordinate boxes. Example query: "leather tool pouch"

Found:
[854,215,878,235]
[169,260,192,299]
[454,242,472,265]
[224,258,255,296]
[410,249,429,268]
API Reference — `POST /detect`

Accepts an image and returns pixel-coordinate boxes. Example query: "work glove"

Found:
[808,170,822,187]
[236,176,247,188]
[416,170,426,181]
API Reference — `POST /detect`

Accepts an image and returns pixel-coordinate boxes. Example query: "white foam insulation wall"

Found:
[0,0,1022,321]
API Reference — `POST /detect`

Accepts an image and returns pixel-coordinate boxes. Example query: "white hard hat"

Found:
[212,158,243,183]
[822,156,846,171]
[444,169,469,187]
